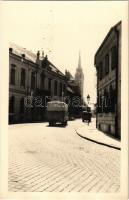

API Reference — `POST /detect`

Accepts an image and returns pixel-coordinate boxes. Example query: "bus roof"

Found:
[47,101,68,111]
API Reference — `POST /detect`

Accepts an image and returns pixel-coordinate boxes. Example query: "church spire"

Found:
[78,50,81,69]
[75,50,84,98]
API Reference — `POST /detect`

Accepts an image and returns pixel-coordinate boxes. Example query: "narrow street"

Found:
[8,119,120,192]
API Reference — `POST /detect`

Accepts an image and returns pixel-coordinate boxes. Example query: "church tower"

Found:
[75,51,84,98]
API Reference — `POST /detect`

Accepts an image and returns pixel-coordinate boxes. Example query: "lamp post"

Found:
[87,94,90,105]
[62,91,64,102]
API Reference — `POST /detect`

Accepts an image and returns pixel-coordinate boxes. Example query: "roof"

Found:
[10,42,65,77]
[10,42,37,63]
[94,21,121,64]
[47,101,68,111]
[68,80,78,86]
[47,60,65,76]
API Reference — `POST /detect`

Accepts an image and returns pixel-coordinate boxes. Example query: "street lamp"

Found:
[87,94,90,104]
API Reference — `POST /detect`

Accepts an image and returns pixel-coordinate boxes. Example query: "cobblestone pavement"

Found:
[8,120,120,192]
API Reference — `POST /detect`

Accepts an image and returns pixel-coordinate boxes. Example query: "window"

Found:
[111,46,117,69]
[48,79,52,92]
[40,74,45,90]
[97,93,102,113]
[31,72,36,89]
[109,85,116,112]
[20,68,26,87]
[103,88,109,112]
[59,82,62,96]
[99,62,103,80]
[63,84,66,95]
[54,80,58,95]
[9,96,15,113]
[19,97,24,114]
[105,54,109,75]
[10,64,16,85]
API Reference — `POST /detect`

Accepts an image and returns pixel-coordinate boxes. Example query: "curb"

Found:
[75,130,121,151]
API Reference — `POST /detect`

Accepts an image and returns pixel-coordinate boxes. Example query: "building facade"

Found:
[94,21,121,139]
[9,43,67,123]
[75,52,84,98]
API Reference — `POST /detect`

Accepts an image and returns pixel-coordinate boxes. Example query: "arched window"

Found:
[105,54,109,75]
[40,73,45,90]
[19,97,24,114]
[110,85,116,112]
[9,96,15,113]
[63,84,66,95]
[100,94,103,113]
[111,46,117,69]
[48,78,52,92]
[98,62,103,80]
[59,82,63,96]
[20,68,26,87]
[10,65,16,85]
[31,72,36,89]
[104,88,109,112]
[54,80,58,95]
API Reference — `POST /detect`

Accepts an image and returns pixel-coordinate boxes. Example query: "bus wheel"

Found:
[62,121,67,126]
[49,122,53,126]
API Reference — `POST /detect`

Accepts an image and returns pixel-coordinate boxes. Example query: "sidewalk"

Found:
[75,118,121,150]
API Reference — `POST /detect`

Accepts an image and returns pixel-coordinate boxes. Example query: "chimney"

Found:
[37,51,40,60]
[21,54,25,58]
[9,48,13,53]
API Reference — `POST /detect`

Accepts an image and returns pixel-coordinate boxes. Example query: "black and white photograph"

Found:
[0,1,128,199]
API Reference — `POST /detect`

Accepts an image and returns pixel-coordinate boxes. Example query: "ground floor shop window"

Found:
[9,96,15,113]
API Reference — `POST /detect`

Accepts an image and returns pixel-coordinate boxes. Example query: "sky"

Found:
[2,1,127,104]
